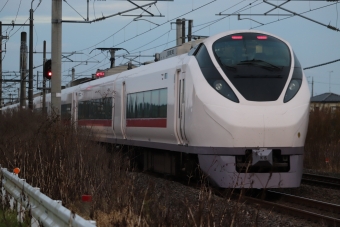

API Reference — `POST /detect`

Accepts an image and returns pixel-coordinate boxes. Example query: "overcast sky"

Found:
[1,0,339,101]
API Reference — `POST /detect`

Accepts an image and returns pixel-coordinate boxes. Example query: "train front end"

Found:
[190,31,310,188]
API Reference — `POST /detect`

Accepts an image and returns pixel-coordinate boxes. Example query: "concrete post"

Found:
[20,32,27,108]
[181,18,185,44]
[0,21,2,107]
[51,0,62,116]
[188,20,193,42]
[29,8,34,110]
[43,40,46,114]
[176,19,182,46]
[72,67,75,82]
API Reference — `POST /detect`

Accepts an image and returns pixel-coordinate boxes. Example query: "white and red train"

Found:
[2,30,310,188]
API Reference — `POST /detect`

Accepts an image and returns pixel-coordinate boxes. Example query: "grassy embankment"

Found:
[0,110,251,226]
[0,108,339,226]
[304,109,340,172]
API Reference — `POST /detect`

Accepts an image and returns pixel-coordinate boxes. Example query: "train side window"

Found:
[78,97,112,120]
[136,92,144,118]
[144,91,152,118]
[127,93,137,118]
[61,103,71,120]
[159,89,168,118]
[126,88,168,119]
[151,90,160,118]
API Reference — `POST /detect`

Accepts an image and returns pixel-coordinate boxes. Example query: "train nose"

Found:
[204,104,309,148]
[231,113,265,147]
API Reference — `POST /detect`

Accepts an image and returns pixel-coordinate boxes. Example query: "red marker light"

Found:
[48,72,52,76]
[231,36,243,40]
[257,36,267,40]
[96,72,105,78]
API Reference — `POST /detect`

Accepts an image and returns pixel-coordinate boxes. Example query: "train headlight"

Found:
[288,80,298,91]
[214,81,223,91]
[284,65,303,103]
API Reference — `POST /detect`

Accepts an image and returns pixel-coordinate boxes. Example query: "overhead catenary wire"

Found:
[303,59,340,70]
[70,0,218,73]
[75,0,277,72]
[251,2,339,30]
[75,0,217,53]
[0,0,10,13]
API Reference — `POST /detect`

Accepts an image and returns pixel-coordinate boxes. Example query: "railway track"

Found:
[302,173,340,189]
[243,190,340,226]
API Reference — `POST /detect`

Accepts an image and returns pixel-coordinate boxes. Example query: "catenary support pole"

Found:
[188,20,193,42]
[0,21,2,107]
[51,0,62,117]
[181,18,185,44]
[29,7,34,110]
[72,67,75,82]
[20,32,27,108]
[43,40,46,114]
[176,19,182,46]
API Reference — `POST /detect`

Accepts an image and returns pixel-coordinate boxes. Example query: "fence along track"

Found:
[1,166,96,227]
[243,190,340,226]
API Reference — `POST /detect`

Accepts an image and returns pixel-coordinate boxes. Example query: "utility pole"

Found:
[71,67,75,82]
[176,19,182,46]
[29,3,34,110]
[43,40,46,114]
[0,22,8,107]
[51,0,62,116]
[188,20,193,42]
[311,77,314,97]
[329,70,333,93]
[20,32,27,108]
[0,21,2,108]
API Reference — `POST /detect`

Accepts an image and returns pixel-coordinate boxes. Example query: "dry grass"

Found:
[304,109,340,173]
[0,110,257,226]
[2,108,336,226]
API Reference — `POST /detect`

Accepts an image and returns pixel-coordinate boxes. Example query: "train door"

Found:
[174,69,188,145]
[120,81,127,139]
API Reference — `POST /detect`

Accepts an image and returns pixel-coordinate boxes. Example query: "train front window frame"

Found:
[212,33,292,102]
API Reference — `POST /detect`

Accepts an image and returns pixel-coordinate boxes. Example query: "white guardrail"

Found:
[0,166,96,227]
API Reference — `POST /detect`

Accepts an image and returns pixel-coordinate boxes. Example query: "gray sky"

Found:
[1,0,339,101]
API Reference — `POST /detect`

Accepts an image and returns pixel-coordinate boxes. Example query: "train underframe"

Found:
[103,143,303,189]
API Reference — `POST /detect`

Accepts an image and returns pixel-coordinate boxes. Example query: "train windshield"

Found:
[213,33,291,102]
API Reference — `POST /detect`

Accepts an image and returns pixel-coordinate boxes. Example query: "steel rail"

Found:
[266,190,340,214]
[243,192,340,226]
[302,173,340,189]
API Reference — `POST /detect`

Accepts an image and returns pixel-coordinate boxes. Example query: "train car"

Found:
[4,30,310,188]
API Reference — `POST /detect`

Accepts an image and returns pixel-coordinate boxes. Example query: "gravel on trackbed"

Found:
[118,169,339,227]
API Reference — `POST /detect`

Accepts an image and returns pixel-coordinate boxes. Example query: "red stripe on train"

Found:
[126,118,167,128]
[78,119,112,127]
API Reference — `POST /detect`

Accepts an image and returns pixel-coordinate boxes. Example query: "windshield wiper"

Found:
[234,75,283,78]
[222,63,237,71]
[237,59,283,71]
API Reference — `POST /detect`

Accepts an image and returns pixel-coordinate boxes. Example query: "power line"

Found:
[0,0,10,13]
[251,2,339,30]
[76,0,217,53]
[304,59,340,70]
[70,0,218,73]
